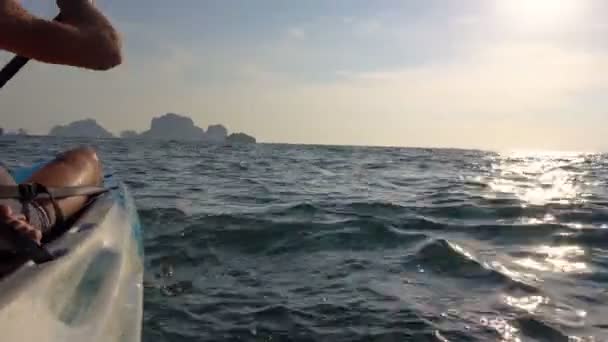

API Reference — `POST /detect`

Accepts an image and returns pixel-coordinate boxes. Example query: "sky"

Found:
[1,0,608,150]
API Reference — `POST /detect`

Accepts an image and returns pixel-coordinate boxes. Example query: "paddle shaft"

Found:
[0,14,62,89]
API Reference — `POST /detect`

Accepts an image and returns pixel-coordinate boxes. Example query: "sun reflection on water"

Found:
[480,316,522,342]
[471,152,598,341]
[485,152,590,206]
[503,294,548,313]
[514,245,588,274]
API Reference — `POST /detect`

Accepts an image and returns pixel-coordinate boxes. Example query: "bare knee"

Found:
[26,146,103,191]
[58,146,102,179]
[59,146,100,164]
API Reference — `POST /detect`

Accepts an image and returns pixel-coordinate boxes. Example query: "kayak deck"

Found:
[0,172,143,341]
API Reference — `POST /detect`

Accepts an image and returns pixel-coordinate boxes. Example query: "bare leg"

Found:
[0,166,42,244]
[0,147,102,248]
[26,146,103,226]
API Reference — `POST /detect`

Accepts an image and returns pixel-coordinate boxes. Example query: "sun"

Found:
[496,0,584,31]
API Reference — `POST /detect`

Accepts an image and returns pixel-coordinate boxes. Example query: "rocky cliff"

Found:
[49,119,114,138]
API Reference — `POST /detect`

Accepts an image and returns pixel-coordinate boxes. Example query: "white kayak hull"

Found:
[0,177,144,341]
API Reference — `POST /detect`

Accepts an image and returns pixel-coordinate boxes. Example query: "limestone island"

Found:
[50,119,115,139]
[120,130,139,139]
[49,113,257,144]
[0,128,28,137]
[227,132,257,144]
[127,113,256,144]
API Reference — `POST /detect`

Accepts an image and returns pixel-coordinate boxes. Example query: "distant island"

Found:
[120,130,139,139]
[138,113,205,141]
[226,132,257,144]
[50,119,115,139]
[0,128,29,137]
[48,113,256,144]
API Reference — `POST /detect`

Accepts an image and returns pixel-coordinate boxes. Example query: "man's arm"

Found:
[0,0,122,70]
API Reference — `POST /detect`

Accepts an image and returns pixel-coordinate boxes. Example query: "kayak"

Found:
[0,163,144,341]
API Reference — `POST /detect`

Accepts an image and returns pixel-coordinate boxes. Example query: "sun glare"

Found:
[496,0,585,30]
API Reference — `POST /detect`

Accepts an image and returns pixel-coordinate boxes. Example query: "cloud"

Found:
[207,39,608,149]
[341,17,354,24]
[4,38,608,150]
[357,18,382,34]
[286,27,306,40]
[3,1,608,150]
[335,41,608,115]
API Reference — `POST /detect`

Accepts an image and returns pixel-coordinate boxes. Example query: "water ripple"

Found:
[1,137,607,341]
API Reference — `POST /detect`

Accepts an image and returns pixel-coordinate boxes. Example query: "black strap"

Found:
[0,183,107,264]
[28,183,65,227]
[0,184,108,200]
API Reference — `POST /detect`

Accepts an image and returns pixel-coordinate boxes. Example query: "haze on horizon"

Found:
[1,0,607,151]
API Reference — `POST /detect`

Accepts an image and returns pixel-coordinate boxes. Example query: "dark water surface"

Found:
[1,137,608,341]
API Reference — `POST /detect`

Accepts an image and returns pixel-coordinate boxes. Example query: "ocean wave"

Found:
[4,137,608,341]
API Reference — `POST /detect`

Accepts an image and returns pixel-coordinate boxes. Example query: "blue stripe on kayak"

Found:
[10,162,46,183]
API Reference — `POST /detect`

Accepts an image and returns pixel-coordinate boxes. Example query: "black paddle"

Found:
[0,14,62,89]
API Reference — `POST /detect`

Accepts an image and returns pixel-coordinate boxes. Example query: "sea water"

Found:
[1,136,607,341]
